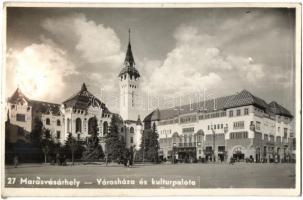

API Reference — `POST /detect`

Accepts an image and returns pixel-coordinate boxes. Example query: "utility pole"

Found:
[142,130,145,163]
[211,123,216,162]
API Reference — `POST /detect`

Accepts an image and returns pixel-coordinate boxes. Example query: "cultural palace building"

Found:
[6,31,143,151]
[144,90,295,163]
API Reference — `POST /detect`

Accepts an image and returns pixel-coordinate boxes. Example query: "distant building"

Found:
[144,90,295,162]
[6,30,143,150]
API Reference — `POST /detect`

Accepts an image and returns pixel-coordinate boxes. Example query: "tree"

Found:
[140,123,159,162]
[82,116,104,161]
[64,133,79,165]
[105,115,125,165]
[41,129,51,163]
[30,117,44,147]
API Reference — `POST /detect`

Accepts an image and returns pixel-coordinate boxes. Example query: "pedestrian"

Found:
[13,155,18,168]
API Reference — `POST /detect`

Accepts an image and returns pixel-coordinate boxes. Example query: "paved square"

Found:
[5,163,295,188]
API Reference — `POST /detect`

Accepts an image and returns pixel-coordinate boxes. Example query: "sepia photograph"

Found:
[1,2,301,197]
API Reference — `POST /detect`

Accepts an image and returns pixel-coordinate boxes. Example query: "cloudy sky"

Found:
[6,7,296,115]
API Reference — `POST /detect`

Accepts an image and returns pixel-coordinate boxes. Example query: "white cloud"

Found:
[142,25,265,97]
[6,43,77,101]
[40,13,125,106]
[42,13,124,65]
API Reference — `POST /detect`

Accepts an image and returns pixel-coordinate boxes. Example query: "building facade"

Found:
[6,31,143,150]
[144,90,295,163]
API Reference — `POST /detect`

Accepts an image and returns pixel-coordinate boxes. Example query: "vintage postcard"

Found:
[1,2,301,197]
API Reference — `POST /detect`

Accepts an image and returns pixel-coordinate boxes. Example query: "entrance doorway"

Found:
[176,148,196,163]
[233,146,245,162]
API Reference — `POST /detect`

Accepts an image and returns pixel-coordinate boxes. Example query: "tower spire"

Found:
[128,28,131,44]
[124,29,135,67]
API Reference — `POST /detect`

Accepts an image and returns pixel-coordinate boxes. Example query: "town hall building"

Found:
[6,31,143,151]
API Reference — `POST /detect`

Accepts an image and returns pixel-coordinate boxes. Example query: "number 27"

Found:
[7,177,16,184]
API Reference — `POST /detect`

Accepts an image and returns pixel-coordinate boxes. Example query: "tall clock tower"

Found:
[118,29,141,121]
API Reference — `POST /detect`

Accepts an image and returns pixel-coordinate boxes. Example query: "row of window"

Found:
[263,134,275,142]
[207,124,225,130]
[182,127,194,133]
[180,115,196,123]
[120,127,134,133]
[204,146,226,152]
[198,111,227,120]
[172,134,203,143]
[160,129,172,135]
[11,104,31,111]
[120,74,138,81]
[229,108,249,117]
[205,133,225,140]
[233,121,245,130]
[45,118,61,126]
[230,132,248,139]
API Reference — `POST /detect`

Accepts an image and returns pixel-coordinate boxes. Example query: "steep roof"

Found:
[144,89,293,122]
[223,90,268,110]
[118,31,140,79]
[268,101,293,118]
[143,95,235,122]
[31,100,61,116]
[63,83,108,111]
[8,88,30,105]
[8,88,61,116]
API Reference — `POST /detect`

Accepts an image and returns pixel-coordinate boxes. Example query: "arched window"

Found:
[57,119,61,126]
[46,118,50,125]
[103,121,108,135]
[88,117,98,135]
[130,127,134,133]
[76,118,82,133]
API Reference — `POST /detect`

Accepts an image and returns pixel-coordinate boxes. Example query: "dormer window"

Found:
[11,105,15,109]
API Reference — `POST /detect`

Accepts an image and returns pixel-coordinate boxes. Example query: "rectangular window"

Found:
[130,137,133,143]
[230,132,248,139]
[16,114,26,122]
[208,125,210,130]
[229,110,233,117]
[56,131,61,139]
[264,134,268,141]
[256,121,261,131]
[244,108,249,115]
[218,146,225,152]
[233,121,245,130]
[269,135,274,142]
[236,109,241,116]
[284,128,287,138]
[182,127,194,133]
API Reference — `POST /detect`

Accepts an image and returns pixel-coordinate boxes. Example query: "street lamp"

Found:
[173,143,176,164]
